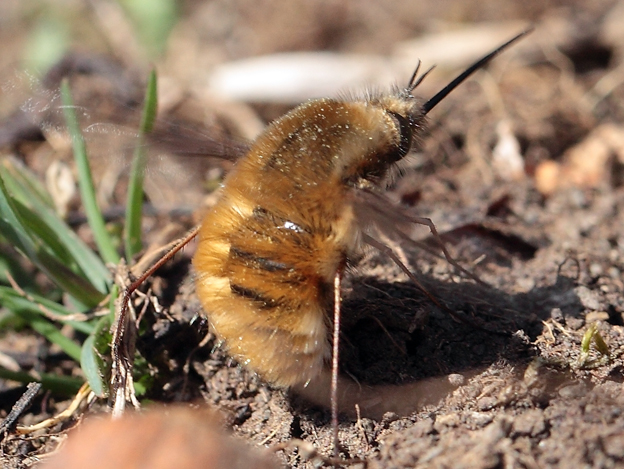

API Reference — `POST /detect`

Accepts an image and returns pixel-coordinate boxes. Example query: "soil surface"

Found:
[1,1,623,468]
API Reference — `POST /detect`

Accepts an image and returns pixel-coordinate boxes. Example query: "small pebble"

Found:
[447,373,465,386]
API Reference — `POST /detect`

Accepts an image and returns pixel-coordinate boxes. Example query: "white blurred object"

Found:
[209,53,393,103]
[492,119,525,181]
[46,160,77,218]
[207,21,532,104]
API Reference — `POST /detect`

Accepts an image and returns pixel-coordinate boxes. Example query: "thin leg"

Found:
[331,267,343,458]
[363,232,482,328]
[362,233,446,310]
[111,225,200,415]
[402,214,486,286]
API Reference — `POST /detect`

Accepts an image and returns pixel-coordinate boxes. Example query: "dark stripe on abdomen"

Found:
[230,246,290,272]
[229,283,281,310]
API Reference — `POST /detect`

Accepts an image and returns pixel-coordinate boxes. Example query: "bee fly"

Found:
[115,28,531,436]
[193,28,530,390]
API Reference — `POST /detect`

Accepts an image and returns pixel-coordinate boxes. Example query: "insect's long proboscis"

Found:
[422,27,533,114]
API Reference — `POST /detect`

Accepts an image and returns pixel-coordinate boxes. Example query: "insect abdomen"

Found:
[194,190,340,386]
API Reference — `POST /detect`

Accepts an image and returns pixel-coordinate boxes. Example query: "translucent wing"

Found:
[352,186,485,285]
[0,52,250,215]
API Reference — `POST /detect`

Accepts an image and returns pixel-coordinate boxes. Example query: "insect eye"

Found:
[387,111,413,160]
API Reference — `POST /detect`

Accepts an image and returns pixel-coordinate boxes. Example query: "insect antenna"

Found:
[422,28,533,114]
[405,61,435,94]
[407,60,421,89]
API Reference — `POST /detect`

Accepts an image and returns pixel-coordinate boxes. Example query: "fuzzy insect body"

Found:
[194,94,425,386]
[193,30,530,389]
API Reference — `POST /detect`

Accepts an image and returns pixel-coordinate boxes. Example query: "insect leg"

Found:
[401,214,486,286]
[354,188,485,285]
[331,265,343,458]
[111,225,200,416]
[362,233,447,311]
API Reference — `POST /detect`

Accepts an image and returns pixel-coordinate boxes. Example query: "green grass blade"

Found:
[0,367,83,396]
[60,79,119,265]
[9,196,77,266]
[0,287,88,359]
[0,170,42,263]
[119,0,178,57]
[29,315,82,361]
[35,247,103,308]
[124,69,158,261]
[80,334,106,397]
[139,70,159,135]
[0,173,104,307]
[0,286,95,335]
[1,158,54,210]
[1,159,111,293]
[80,314,112,398]
[0,292,82,360]
[0,247,36,291]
